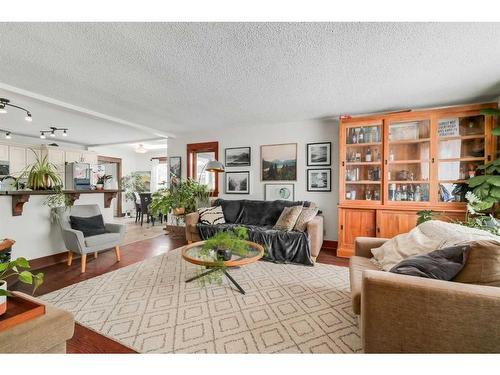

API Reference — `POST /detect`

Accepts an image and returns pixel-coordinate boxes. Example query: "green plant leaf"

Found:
[473,184,491,200]
[18,270,33,284]
[466,175,489,187]
[487,176,500,187]
[0,289,11,297]
[490,186,500,199]
[480,108,500,116]
[14,257,30,269]
[33,273,44,292]
[0,262,9,272]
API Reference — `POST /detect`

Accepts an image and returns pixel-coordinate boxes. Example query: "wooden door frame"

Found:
[187,141,219,197]
[98,155,123,217]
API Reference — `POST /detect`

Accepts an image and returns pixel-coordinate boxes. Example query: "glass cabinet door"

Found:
[344,123,383,201]
[386,119,431,202]
[437,115,486,203]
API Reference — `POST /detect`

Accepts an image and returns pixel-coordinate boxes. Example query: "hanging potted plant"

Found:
[0,239,44,316]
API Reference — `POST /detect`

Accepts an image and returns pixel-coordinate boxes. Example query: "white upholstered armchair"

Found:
[56,204,125,272]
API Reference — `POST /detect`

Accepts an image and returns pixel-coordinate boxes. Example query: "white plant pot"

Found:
[96,184,104,190]
[0,280,7,316]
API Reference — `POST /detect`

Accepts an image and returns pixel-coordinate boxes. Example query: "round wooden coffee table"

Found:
[181,240,264,294]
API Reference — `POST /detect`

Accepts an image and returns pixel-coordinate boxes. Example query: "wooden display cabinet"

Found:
[337,102,498,257]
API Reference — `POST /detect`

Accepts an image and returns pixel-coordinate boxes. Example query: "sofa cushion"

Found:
[70,214,107,237]
[84,232,121,248]
[212,199,242,223]
[453,240,500,286]
[389,245,470,281]
[237,199,305,226]
[349,255,381,315]
[273,206,303,231]
[198,206,226,225]
[294,207,319,232]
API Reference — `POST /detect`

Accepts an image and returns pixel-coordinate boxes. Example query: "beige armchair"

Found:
[351,237,500,353]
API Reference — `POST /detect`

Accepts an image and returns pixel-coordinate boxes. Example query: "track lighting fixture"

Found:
[0,98,33,121]
[39,126,69,139]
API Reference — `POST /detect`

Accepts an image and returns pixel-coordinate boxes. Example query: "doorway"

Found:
[97,155,123,217]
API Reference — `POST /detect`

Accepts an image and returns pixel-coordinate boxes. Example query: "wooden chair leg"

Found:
[81,254,87,273]
[94,252,98,259]
[67,251,73,266]
[114,246,121,262]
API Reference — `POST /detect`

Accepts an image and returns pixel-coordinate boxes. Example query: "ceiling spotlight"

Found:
[62,129,68,137]
[40,132,46,139]
[25,112,32,122]
[0,105,6,114]
[50,130,56,137]
[135,144,148,154]
[5,132,11,140]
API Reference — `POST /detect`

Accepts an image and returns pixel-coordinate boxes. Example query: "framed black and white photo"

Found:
[307,168,331,192]
[225,147,251,167]
[264,183,295,201]
[307,142,331,166]
[225,171,250,194]
[169,156,181,179]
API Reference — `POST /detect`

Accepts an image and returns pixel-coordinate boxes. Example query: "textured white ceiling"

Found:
[1,22,500,143]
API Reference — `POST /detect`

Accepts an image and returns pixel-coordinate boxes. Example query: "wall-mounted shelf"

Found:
[0,189,120,216]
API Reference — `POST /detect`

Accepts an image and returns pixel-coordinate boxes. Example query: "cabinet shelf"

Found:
[439,134,485,141]
[345,142,382,147]
[345,180,381,185]
[345,161,382,166]
[388,180,429,184]
[438,157,486,162]
[388,138,431,145]
[388,160,429,164]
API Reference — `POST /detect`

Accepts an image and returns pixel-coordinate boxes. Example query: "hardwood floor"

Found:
[12,233,348,354]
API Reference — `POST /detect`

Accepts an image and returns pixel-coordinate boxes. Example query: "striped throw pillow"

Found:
[198,206,226,225]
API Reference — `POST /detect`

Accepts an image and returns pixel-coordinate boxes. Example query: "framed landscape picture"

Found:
[225,171,250,194]
[261,143,297,181]
[307,168,331,192]
[169,156,181,179]
[307,142,331,166]
[264,183,294,201]
[225,147,251,167]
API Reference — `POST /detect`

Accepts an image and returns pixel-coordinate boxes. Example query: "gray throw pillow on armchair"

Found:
[389,245,470,281]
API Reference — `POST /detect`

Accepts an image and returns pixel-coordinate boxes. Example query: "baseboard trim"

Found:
[29,251,75,270]
[321,240,338,251]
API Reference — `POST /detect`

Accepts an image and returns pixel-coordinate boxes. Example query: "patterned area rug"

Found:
[41,248,361,353]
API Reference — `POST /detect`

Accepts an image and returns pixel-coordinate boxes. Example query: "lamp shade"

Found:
[205,160,225,173]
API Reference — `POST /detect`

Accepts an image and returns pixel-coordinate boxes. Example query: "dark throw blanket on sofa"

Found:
[196,199,314,266]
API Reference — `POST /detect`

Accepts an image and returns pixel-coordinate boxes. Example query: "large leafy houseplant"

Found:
[465,108,500,216]
[149,178,210,217]
[20,150,62,190]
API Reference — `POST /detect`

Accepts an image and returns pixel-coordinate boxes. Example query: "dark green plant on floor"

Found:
[0,258,44,297]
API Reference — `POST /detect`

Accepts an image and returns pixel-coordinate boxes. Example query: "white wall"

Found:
[0,193,114,260]
[167,119,339,240]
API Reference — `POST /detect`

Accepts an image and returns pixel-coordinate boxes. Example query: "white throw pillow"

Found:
[198,205,226,225]
[371,220,500,271]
